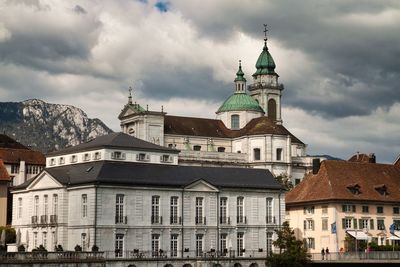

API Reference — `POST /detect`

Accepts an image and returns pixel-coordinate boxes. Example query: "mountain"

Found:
[0,99,113,153]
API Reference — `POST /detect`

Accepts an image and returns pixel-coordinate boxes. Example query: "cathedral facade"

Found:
[119,38,319,184]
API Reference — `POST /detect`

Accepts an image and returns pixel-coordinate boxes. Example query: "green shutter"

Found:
[342,218,346,229]
[370,219,374,230]
[342,205,346,212]
[352,205,356,212]
[353,219,358,229]
[304,220,306,230]
[359,219,363,229]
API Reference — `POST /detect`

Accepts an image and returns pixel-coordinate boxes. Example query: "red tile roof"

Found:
[286,160,400,205]
[164,115,304,144]
[0,148,45,165]
[348,153,375,163]
[0,160,10,182]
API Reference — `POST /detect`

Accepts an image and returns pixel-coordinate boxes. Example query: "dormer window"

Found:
[111,151,125,160]
[94,152,101,160]
[70,155,77,163]
[217,147,225,152]
[59,157,65,165]
[83,153,91,161]
[50,158,56,166]
[193,145,201,151]
[161,155,172,163]
[136,153,150,161]
[347,183,361,195]
[375,184,388,196]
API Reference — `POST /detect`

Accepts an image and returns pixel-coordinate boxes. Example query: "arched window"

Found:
[268,99,277,120]
[231,115,240,129]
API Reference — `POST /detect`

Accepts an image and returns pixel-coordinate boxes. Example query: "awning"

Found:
[346,230,369,240]
[388,235,400,240]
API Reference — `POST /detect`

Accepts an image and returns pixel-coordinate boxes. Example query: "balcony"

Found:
[179,151,247,165]
[151,215,163,224]
[115,216,127,224]
[49,215,58,225]
[266,216,276,224]
[220,216,230,225]
[195,216,206,225]
[170,216,181,225]
[237,216,247,225]
[40,215,48,225]
[31,215,38,225]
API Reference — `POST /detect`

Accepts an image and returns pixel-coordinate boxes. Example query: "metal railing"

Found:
[195,216,206,225]
[237,216,247,224]
[220,216,230,224]
[266,216,276,224]
[310,251,400,261]
[151,215,163,224]
[0,252,104,262]
[170,216,181,224]
[115,215,127,224]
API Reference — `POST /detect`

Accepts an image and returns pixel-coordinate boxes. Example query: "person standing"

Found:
[321,248,325,260]
[325,247,330,260]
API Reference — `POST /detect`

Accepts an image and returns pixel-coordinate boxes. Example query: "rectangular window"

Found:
[276,148,282,161]
[193,145,201,151]
[83,153,91,161]
[43,232,47,249]
[94,152,101,160]
[81,233,87,251]
[360,219,369,229]
[307,238,315,249]
[362,206,369,213]
[196,234,203,257]
[377,219,385,230]
[59,157,65,165]
[304,206,314,215]
[220,197,228,224]
[231,114,240,129]
[342,205,356,213]
[34,195,39,217]
[115,234,124,258]
[152,234,160,257]
[70,155,77,163]
[321,206,328,214]
[81,194,87,218]
[253,148,261,161]
[393,207,400,214]
[53,194,58,216]
[52,231,57,249]
[170,234,178,257]
[44,195,48,216]
[237,197,245,223]
[115,194,124,224]
[266,232,273,255]
[307,219,315,231]
[220,234,227,255]
[152,196,160,224]
[343,218,352,229]
[33,232,38,248]
[377,206,384,214]
[322,219,328,231]
[11,164,19,174]
[266,198,273,223]
[237,232,244,256]
[18,198,22,219]
[195,197,204,224]
[394,220,400,230]
[170,196,179,224]
[112,151,125,160]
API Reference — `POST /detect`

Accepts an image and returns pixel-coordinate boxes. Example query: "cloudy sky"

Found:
[0,0,399,163]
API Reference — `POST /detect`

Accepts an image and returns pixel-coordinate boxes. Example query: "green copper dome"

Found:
[217,93,264,113]
[234,61,246,82]
[253,40,276,76]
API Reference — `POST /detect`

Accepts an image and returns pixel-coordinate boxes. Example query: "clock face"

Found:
[128,128,135,134]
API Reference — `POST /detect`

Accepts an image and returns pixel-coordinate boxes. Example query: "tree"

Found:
[275,174,294,191]
[267,222,310,267]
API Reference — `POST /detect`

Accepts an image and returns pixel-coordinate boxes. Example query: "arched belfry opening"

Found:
[267,99,277,121]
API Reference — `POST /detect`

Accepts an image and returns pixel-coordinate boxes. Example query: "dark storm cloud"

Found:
[173,0,400,118]
[74,5,88,15]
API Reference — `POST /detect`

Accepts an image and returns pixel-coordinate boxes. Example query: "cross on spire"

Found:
[263,24,268,41]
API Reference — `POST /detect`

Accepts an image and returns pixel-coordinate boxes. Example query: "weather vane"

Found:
[263,24,268,40]
[128,86,133,104]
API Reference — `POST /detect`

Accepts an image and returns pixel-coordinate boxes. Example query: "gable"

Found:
[27,171,63,190]
[184,179,219,192]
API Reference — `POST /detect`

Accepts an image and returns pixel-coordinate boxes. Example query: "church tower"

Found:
[248,26,283,124]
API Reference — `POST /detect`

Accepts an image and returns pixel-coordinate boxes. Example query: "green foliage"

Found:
[369,242,400,251]
[32,245,47,252]
[91,244,99,252]
[17,244,26,252]
[275,174,293,191]
[54,244,64,252]
[74,244,82,252]
[0,226,16,244]
[266,222,310,267]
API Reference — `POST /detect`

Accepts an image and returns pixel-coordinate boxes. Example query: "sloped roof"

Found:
[14,161,282,191]
[348,153,375,163]
[394,154,400,167]
[0,134,28,149]
[0,148,45,165]
[286,160,400,205]
[164,115,304,144]
[47,132,179,156]
[0,160,10,182]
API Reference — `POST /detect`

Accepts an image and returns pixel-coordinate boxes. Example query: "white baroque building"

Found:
[119,37,322,185]
[12,132,284,257]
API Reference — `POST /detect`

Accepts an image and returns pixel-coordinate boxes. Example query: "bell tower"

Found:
[248,25,283,124]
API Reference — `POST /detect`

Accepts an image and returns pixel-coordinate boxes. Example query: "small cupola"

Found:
[234,60,246,94]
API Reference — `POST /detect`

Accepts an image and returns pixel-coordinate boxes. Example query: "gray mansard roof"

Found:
[47,132,179,156]
[15,161,282,191]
